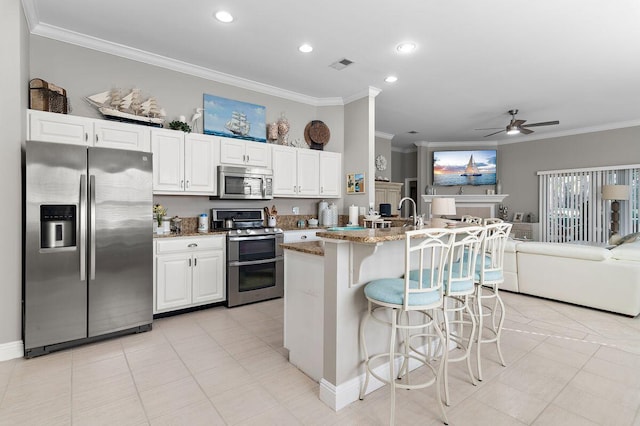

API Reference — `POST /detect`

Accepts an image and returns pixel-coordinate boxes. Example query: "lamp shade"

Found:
[602,185,630,201]
[432,197,457,216]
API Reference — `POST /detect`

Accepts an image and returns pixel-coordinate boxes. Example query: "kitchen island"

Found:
[283,225,428,410]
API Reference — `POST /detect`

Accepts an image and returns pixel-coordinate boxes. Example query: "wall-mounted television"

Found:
[432,150,497,186]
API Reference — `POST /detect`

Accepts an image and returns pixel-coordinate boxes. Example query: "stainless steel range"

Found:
[211,208,283,307]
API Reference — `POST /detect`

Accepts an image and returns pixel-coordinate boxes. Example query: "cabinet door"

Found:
[192,250,225,304]
[219,137,247,165]
[156,254,192,311]
[272,146,298,196]
[375,188,386,209]
[185,134,217,194]
[28,110,92,146]
[152,129,185,192]
[319,152,341,197]
[296,150,320,196]
[386,188,402,211]
[94,120,151,152]
[244,142,271,167]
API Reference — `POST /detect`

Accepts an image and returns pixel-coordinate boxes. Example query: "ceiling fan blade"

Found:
[519,127,534,135]
[512,119,526,127]
[484,129,505,137]
[474,127,503,130]
[522,120,559,128]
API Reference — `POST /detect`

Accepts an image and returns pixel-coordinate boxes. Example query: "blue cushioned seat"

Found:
[407,269,475,293]
[364,278,442,306]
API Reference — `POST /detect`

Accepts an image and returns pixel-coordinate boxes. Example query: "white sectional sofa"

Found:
[501,240,640,316]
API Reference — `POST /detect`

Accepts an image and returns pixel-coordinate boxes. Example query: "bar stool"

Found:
[359,228,452,426]
[474,222,512,381]
[411,226,485,405]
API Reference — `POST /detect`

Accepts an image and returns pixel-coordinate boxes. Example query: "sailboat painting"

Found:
[433,150,497,186]
[203,94,266,142]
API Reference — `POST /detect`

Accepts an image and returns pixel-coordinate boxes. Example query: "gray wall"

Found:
[391,149,417,184]
[344,96,376,212]
[28,36,346,218]
[500,126,640,217]
[374,135,392,181]
[0,0,28,352]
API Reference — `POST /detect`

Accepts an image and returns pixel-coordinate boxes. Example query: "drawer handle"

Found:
[187,243,198,248]
[301,235,307,239]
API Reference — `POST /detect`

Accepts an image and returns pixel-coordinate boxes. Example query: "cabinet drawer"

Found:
[156,236,225,253]
[283,230,320,243]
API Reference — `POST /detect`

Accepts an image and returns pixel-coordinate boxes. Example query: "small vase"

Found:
[496,180,502,194]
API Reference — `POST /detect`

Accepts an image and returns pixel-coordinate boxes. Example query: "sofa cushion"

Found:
[610,242,640,261]
[516,242,612,261]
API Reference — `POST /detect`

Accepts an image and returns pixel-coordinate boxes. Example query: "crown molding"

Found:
[343,86,382,104]
[21,0,39,30]
[498,119,640,145]
[375,131,394,140]
[413,140,498,148]
[391,146,417,154]
[26,18,345,107]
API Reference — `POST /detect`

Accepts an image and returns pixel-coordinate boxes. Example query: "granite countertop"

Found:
[316,226,412,243]
[153,230,228,239]
[281,241,325,256]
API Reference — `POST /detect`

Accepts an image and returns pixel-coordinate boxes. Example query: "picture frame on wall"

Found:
[346,172,365,194]
[203,94,266,142]
[513,212,524,223]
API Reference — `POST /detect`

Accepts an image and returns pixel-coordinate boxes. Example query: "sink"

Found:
[326,226,366,231]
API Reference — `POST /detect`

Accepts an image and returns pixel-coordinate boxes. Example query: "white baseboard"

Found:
[319,342,441,411]
[0,340,23,361]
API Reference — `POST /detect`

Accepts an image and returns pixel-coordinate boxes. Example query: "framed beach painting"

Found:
[203,94,266,142]
[347,172,365,194]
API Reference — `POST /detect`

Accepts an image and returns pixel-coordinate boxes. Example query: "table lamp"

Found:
[431,197,457,221]
[602,184,629,235]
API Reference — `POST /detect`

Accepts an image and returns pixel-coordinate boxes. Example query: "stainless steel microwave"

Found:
[218,165,273,200]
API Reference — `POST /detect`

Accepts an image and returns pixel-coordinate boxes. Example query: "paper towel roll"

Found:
[349,205,359,226]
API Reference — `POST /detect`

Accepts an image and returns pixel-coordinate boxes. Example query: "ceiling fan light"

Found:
[506,125,520,135]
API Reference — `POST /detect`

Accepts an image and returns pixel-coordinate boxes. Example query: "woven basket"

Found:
[29,78,68,114]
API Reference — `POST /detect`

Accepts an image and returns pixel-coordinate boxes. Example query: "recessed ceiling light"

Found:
[396,42,416,54]
[384,75,398,83]
[215,11,234,23]
[298,44,313,53]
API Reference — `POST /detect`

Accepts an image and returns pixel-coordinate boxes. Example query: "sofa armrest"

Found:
[516,242,612,261]
[610,241,640,261]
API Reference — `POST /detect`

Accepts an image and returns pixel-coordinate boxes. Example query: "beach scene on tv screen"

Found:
[433,150,497,186]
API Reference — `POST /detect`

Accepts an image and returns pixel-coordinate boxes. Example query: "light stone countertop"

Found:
[153,230,228,239]
[281,241,325,256]
[316,221,473,244]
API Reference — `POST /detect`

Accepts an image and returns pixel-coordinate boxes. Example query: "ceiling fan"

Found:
[477,109,559,137]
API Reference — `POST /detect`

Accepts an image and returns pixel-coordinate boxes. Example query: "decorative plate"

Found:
[375,155,387,171]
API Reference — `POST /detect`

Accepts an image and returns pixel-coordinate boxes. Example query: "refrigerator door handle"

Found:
[89,175,96,280]
[79,174,87,281]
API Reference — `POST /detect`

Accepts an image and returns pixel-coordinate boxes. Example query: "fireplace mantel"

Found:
[421,194,509,218]
[421,194,509,204]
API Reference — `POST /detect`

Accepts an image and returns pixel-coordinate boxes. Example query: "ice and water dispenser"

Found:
[40,205,76,249]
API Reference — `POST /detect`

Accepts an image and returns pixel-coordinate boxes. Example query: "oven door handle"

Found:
[228,234,280,242]
[228,257,283,267]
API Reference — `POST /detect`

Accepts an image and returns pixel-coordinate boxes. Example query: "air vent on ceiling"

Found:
[407,130,419,134]
[329,58,354,70]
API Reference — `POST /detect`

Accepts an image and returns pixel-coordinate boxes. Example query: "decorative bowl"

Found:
[364,214,381,221]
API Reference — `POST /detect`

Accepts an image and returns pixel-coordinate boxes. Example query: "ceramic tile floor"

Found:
[1,292,640,425]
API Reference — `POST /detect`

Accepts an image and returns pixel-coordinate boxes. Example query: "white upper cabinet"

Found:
[184,133,218,194]
[319,151,342,198]
[219,137,270,168]
[28,110,92,146]
[93,120,151,152]
[151,129,218,195]
[28,109,151,152]
[152,129,184,192]
[272,145,321,197]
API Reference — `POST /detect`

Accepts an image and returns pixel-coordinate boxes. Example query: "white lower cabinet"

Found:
[154,236,225,313]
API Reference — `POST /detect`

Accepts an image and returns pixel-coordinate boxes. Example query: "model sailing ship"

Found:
[460,154,482,176]
[86,89,166,127]
[225,111,251,136]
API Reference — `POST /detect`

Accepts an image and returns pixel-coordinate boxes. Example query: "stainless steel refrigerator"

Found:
[24,140,153,357]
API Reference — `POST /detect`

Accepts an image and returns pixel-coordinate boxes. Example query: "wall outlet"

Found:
[292,206,299,215]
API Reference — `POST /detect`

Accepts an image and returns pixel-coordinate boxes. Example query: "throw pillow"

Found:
[613,232,640,246]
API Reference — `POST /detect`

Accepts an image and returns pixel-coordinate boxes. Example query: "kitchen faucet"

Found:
[398,197,418,227]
